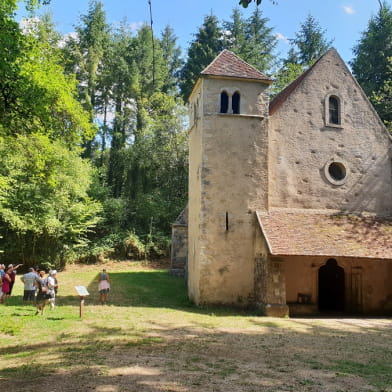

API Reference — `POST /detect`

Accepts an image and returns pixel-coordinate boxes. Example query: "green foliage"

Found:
[180,14,223,100]
[123,232,146,259]
[270,62,305,97]
[0,134,102,267]
[271,14,332,97]
[0,8,94,146]
[287,14,333,66]
[371,60,392,132]
[351,2,392,129]
[224,7,277,72]
[242,7,277,72]
[160,25,183,94]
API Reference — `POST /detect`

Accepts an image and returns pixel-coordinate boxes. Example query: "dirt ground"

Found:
[1,262,391,392]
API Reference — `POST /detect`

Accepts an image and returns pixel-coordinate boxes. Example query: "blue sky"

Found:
[24,0,390,65]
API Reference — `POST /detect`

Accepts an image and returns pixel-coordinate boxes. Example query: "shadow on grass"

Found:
[1,320,392,391]
[53,270,259,317]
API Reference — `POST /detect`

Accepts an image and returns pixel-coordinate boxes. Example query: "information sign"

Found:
[75,286,89,296]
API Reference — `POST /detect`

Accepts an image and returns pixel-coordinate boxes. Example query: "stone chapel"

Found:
[171,48,392,316]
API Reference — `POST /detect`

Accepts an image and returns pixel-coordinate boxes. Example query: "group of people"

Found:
[1,264,110,310]
[0,265,58,314]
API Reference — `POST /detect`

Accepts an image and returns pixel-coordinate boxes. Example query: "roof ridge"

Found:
[269,48,336,115]
[200,49,272,82]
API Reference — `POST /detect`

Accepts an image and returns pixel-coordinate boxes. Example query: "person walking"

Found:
[47,270,58,310]
[98,269,110,305]
[21,267,38,305]
[35,270,52,315]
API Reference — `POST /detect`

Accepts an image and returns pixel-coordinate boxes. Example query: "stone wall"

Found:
[269,49,392,216]
[254,226,289,316]
[170,224,188,276]
[187,76,270,306]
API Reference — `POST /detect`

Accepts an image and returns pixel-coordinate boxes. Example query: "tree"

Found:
[104,22,134,198]
[0,134,102,267]
[160,25,183,95]
[370,57,392,132]
[123,93,188,235]
[180,14,223,100]
[287,14,333,66]
[270,62,304,96]
[63,1,110,156]
[0,6,94,147]
[242,7,277,72]
[350,2,392,129]
[223,7,277,73]
[271,14,332,96]
[223,8,248,55]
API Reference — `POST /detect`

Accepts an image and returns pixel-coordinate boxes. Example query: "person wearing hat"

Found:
[21,267,38,305]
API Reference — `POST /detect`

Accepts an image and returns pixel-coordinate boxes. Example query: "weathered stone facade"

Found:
[170,206,188,277]
[175,49,392,316]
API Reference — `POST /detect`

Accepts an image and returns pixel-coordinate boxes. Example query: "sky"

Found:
[21,0,390,66]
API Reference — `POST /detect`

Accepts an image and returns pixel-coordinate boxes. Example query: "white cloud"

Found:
[58,32,78,48]
[19,17,40,34]
[343,5,355,15]
[129,21,144,31]
[275,32,289,44]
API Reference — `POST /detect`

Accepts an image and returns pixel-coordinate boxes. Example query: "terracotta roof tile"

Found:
[201,50,272,82]
[256,209,392,259]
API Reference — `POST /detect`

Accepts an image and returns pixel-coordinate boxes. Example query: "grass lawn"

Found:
[1,261,392,392]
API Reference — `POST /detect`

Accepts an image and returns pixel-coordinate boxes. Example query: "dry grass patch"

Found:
[0,261,392,392]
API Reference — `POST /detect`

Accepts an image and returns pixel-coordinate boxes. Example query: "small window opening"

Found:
[225,212,229,231]
[328,162,346,181]
[232,92,240,114]
[220,91,229,113]
[329,96,340,125]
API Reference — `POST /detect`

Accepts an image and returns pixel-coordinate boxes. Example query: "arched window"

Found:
[232,92,240,114]
[220,91,229,113]
[328,96,340,125]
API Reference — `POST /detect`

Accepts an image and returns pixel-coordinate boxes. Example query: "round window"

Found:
[328,162,346,181]
[324,160,348,185]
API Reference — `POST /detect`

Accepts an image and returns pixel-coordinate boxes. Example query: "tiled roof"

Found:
[256,208,392,259]
[201,50,272,82]
[269,48,336,115]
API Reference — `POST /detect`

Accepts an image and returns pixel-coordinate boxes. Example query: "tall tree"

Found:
[350,2,392,130]
[105,23,134,198]
[64,1,110,157]
[0,5,94,146]
[287,14,333,66]
[160,25,183,95]
[0,133,101,267]
[241,7,277,72]
[223,8,248,56]
[123,93,188,234]
[271,14,332,96]
[180,14,223,100]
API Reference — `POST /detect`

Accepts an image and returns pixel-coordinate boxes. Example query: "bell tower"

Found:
[187,50,272,306]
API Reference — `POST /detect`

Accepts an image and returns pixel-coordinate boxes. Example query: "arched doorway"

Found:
[318,259,345,311]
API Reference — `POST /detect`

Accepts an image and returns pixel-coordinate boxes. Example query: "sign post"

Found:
[75,286,90,318]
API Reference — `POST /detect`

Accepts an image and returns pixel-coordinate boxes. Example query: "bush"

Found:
[123,232,146,260]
